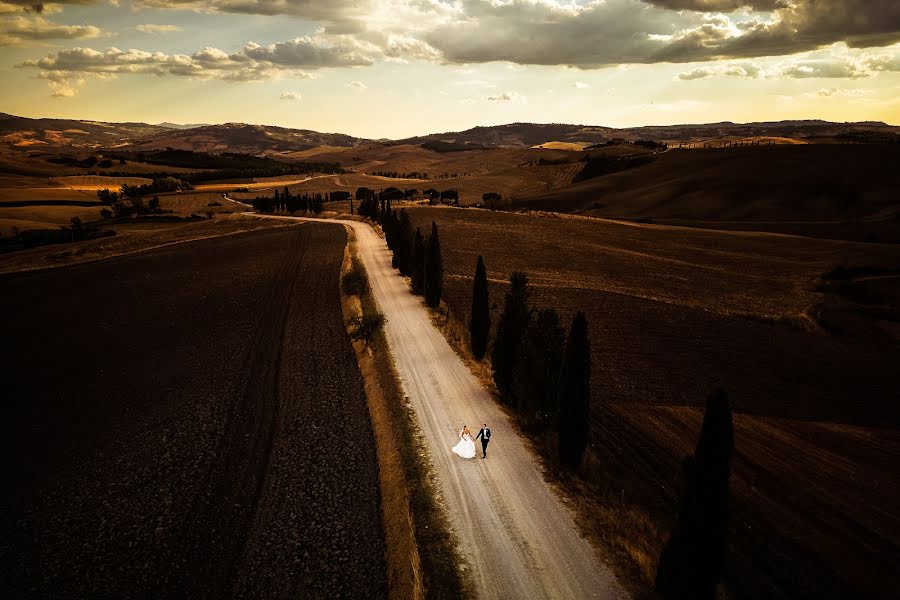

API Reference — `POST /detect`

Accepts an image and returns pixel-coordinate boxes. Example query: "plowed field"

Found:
[0,224,387,598]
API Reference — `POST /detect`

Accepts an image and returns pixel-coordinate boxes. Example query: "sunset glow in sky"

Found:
[1,0,899,138]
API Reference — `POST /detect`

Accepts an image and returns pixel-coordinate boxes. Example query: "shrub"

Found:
[342,259,369,296]
[347,310,386,348]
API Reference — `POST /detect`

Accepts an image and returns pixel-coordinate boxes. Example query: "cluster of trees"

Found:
[251,186,327,213]
[97,187,165,219]
[359,194,443,308]
[473,261,735,597]
[481,192,509,210]
[120,176,192,197]
[48,155,126,169]
[371,170,428,179]
[423,189,458,205]
[573,153,655,183]
[483,271,591,467]
[433,172,471,180]
[634,139,668,150]
[1,216,115,253]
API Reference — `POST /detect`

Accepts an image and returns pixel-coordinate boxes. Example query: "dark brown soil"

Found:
[0,224,387,599]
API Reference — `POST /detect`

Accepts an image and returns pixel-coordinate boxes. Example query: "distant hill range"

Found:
[1,112,897,153]
[401,120,900,147]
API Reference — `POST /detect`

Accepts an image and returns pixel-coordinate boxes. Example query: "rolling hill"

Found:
[127,123,367,153]
[400,120,900,147]
[3,113,897,154]
[516,144,900,242]
[0,114,171,148]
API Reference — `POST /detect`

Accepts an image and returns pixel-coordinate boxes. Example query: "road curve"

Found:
[255,215,628,600]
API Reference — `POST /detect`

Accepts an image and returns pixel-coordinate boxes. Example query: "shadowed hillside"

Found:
[516,144,900,242]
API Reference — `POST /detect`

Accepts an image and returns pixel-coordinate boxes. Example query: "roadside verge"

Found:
[338,225,470,600]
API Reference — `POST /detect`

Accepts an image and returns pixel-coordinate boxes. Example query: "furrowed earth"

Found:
[0,224,388,598]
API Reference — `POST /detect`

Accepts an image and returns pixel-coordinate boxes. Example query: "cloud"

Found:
[644,0,787,9]
[805,87,873,98]
[676,47,900,80]
[20,34,374,95]
[279,90,301,100]
[677,61,764,79]
[240,35,375,68]
[135,23,182,34]
[409,0,900,67]
[0,14,103,45]
[19,41,333,95]
[573,81,590,89]
[348,80,367,89]
[10,0,900,82]
[486,90,524,102]
[0,0,98,14]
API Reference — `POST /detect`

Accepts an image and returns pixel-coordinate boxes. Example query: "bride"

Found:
[451,425,477,459]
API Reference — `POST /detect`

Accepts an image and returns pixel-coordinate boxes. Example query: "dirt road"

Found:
[258,215,628,599]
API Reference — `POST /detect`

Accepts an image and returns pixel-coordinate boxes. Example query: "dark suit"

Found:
[475,427,491,458]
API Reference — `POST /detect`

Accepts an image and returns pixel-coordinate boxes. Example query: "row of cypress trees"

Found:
[370,206,735,599]
[470,255,734,599]
[470,261,591,469]
[382,205,443,308]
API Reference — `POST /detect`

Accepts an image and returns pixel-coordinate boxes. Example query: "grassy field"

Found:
[0,204,105,236]
[53,175,154,190]
[406,205,900,600]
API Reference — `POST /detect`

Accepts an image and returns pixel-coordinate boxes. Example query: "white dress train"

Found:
[451,430,477,459]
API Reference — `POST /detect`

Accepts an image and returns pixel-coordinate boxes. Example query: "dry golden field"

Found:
[0,205,105,236]
[406,205,900,600]
[52,175,154,190]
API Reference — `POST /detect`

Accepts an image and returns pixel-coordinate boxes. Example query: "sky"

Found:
[1,0,899,139]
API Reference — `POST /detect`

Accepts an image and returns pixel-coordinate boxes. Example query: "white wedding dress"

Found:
[451,430,477,459]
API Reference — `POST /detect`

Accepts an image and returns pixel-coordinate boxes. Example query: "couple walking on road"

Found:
[451,424,491,459]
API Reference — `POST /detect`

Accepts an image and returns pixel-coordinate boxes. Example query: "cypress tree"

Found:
[656,388,733,600]
[396,210,414,276]
[491,272,530,403]
[558,311,590,469]
[424,221,443,308]
[514,308,565,425]
[470,255,491,360]
[411,228,425,295]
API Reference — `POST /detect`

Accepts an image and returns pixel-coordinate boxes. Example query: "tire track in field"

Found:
[174,224,310,597]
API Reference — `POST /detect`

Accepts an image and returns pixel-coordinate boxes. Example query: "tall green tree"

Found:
[514,308,565,425]
[656,389,734,600]
[470,255,491,360]
[396,210,415,276]
[558,311,590,468]
[491,272,530,404]
[424,221,443,308]
[411,228,425,295]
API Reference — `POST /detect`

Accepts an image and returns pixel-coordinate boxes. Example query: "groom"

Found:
[475,423,491,458]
